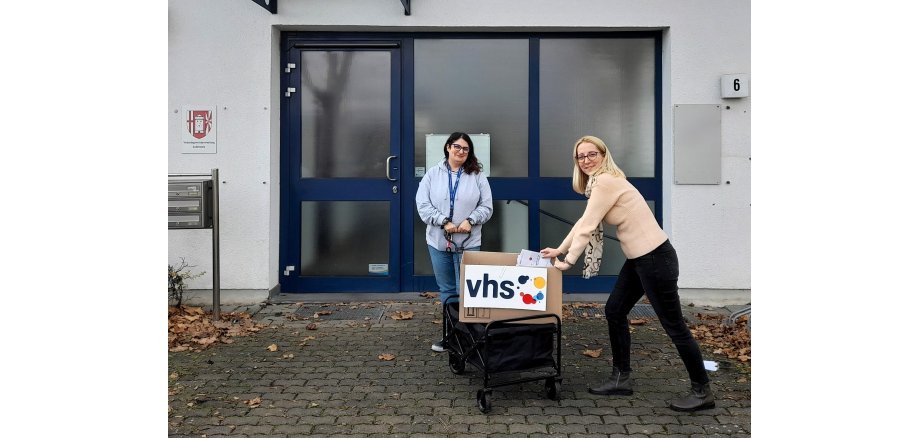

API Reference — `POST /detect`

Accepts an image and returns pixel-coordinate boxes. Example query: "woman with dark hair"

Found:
[415,132,493,352]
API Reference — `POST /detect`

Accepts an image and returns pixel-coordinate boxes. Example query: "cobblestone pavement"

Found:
[168,300,751,437]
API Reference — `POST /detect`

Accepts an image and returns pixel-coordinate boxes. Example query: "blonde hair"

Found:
[571,135,626,194]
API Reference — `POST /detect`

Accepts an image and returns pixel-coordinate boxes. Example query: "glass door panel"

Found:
[300,201,390,276]
[301,51,391,178]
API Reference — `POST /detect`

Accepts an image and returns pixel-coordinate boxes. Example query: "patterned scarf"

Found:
[582,174,604,279]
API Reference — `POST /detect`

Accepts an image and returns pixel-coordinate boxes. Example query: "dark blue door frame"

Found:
[281,31,662,294]
[279,37,404,292]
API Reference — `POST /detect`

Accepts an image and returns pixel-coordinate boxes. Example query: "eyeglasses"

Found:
[575,151,602,162]
[450,143,470,153]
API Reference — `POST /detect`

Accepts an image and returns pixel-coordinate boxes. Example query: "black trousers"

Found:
[604,240,709,384]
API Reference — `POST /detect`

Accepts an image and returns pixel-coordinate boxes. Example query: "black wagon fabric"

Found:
[448,303,555,372]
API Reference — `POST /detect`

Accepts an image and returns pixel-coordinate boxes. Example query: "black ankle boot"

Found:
[669,381,715,412]
[588,367,633,395]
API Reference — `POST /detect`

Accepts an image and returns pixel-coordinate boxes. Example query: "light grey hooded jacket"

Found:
[415,159,493,251]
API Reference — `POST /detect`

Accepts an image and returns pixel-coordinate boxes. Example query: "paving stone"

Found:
[665,423,707,434]
[271,423,315,435]
[391,423,432,433]
[333,415,375,425]
[627,423,667,435]
[229,424,274,434]
[296,415,337,425]
[549,423,589,433]
[220,416,261,426]
[640,414,680,424]
[450,414,489,424]
[585,422,629,434]
[470,423,509,433]
[352,424,392,433]
[603,413,641,425]
[566,414,603,424]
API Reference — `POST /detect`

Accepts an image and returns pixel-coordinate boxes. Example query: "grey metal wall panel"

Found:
[674,104,721,185]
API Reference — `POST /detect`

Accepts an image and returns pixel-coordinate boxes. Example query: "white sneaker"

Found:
[431,340,446,352]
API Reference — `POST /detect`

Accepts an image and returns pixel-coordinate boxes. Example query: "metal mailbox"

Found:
[169,180,213,229]
[168,169,221,321]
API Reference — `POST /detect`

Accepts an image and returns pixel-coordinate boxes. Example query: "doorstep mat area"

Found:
[293,305,387,321]
[571,304,657,319]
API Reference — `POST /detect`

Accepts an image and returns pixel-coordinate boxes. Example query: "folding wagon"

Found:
[442,301,563,413]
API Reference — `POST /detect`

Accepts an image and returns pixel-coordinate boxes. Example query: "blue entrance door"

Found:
[280,42,403,292]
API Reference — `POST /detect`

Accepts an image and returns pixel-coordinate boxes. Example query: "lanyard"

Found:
[446,163,462,220]
[445,163,469,252]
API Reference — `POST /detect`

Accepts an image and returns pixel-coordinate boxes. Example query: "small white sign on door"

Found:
[369,263,389,275]
[463,265,548,311]
[181,105,217,154]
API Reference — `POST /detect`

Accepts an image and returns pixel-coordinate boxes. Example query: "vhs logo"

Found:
[463,265,548,311]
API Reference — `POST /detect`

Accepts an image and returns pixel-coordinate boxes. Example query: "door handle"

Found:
[386,155,397,181]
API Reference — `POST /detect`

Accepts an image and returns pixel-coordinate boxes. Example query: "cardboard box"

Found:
[459,251,562,324]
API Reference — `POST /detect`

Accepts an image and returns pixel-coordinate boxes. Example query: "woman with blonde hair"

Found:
[540,135,714,412]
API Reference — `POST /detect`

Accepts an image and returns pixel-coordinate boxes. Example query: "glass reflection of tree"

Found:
[303,51,354,257]
[303,51,354,178]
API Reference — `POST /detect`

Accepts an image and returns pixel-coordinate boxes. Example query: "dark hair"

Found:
[443,132,482,174]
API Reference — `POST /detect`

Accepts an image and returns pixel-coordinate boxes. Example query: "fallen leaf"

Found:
[306,323,318,330]
[267,344,278,352]
[282,353,294,359]
[196,336,219,345]
[390,311,414,320]
[378,353,396,361]
[582,349,602,358]
[629,318,648,325]
[420,292,437,299]
[244,397,261,408]
[169,372,178,380]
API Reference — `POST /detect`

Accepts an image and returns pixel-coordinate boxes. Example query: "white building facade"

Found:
[168,0,751,304]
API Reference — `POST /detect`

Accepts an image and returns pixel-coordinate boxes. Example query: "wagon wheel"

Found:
[448,353,465,375]
[476,389,492,413]
[545,378,561,400]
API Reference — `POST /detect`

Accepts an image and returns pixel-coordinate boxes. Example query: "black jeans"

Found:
[604,240,709,384]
